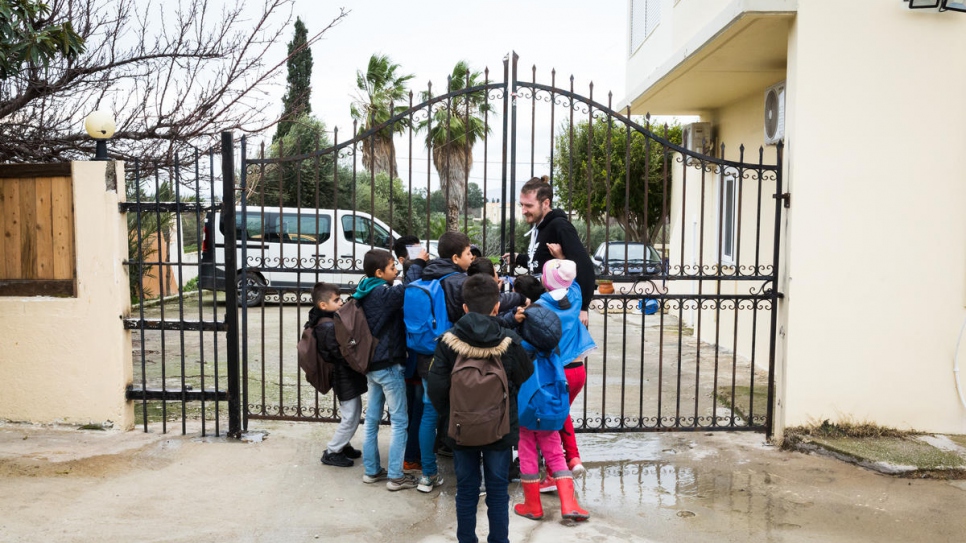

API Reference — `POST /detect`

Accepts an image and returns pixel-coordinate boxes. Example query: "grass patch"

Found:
[715,385,768,423]
[807,436,965,471]
[790,419,914,439]
[782,419,966,474]
[949,435,966,449]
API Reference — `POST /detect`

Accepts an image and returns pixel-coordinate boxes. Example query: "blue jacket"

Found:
[536,283,596,363]
[355,264,422,372]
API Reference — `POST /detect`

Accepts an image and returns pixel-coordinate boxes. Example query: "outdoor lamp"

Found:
[84,110,116,161]
[907,0,940,7]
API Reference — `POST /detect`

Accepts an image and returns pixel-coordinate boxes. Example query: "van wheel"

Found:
[237,272,265,306]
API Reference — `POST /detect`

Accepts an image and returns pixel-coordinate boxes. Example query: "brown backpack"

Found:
[447,337,511,447]
[333,298,377,374]
[297,319,333,395]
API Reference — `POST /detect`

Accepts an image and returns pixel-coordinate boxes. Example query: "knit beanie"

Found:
[542,259,577,291]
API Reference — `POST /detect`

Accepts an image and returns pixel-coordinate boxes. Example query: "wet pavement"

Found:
[2,421,964,542]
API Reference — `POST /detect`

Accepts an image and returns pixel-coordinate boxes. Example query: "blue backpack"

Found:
[404,272,458,355]
[517,350,570,431]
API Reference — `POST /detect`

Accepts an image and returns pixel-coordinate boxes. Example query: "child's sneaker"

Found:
[362,468,388,484]
[568,457,586,477]
[321,450,353,468]
[342,443,362,459]
[416,473,444,493]
[539,474,557,493]
[386,474,418,491]
[403,461,422,473]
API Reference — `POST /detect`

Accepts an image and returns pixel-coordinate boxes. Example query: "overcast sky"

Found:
[255,0,631,199]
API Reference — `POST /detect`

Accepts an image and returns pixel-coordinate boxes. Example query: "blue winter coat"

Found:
[535,283,596,363]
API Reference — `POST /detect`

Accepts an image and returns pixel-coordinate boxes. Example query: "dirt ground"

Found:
[2,420,965,543]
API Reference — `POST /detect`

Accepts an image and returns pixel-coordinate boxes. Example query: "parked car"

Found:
[592,241,664,276]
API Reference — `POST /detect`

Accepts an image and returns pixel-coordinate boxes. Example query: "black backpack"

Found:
[297,319,333,395]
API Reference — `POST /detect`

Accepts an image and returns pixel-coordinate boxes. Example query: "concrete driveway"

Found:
[2,420,963,543]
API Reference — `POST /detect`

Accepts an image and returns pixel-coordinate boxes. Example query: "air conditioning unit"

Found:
[764,81,786,145]
[684,122,713,155]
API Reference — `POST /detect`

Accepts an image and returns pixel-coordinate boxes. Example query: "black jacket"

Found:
[514,208,596,311]
[356,264,422,373]
[426,312,534,451]
[308,307,368,401]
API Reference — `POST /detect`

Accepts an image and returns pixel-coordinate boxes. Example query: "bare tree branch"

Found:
[0,0,348,168]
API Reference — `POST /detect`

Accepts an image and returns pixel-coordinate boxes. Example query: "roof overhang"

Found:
[624,8,796,116]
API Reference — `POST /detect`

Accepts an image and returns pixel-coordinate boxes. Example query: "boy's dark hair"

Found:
[462,274,500,315]
[437,231,471,261]
[467,257,496,278]
[514,274,545,303]
[520,175,553,204]
[312,282,340,306]
[363,249,394,277]
[392,235,421,259]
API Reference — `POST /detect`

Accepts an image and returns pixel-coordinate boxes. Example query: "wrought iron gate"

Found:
[235,53,783,435]
[123,134,241,437]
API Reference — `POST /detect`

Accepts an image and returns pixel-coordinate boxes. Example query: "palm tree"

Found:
[419,61,491,232]
[350,54,414,180]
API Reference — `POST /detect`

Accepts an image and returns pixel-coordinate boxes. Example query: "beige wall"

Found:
[0,161,133,429]
[782,1,966,433]
[632,0,966,435]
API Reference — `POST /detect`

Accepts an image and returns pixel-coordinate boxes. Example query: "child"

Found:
[393,235,425,473]
[405,231,474,493]
[514,258,594,521]
[512,274,545,305]
[539,248,594,477]
[467,257,526,325]
[425,274,534,543]
[357,248,425,491]
[393,235,422,276]
[309,282,367,468]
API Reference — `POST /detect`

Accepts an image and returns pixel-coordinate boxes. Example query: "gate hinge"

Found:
[773,192,791,208]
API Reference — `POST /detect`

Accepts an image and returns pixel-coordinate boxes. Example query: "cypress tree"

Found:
[275,17,312,142]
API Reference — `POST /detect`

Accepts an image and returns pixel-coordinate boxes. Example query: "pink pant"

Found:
[518,428,567,478]
[559,362,586,462]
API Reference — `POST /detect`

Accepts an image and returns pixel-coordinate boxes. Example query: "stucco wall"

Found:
[783,2,966,433]
[0,161,133,428]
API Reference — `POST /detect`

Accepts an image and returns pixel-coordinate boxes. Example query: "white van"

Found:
[199,206,395,305]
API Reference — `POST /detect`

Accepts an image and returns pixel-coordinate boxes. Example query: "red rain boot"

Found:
[513,480,544,520]
[539,473,557,493]
[556,475,590,521]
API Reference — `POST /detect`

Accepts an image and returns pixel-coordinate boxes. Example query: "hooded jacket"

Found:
[354,263,422,373]
[426,312,534,451]
[514,208,596,311]
[307,307,368,401]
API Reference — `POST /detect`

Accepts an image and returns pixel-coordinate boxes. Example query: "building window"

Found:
[718,167,738,266]
[630,0,662,54]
